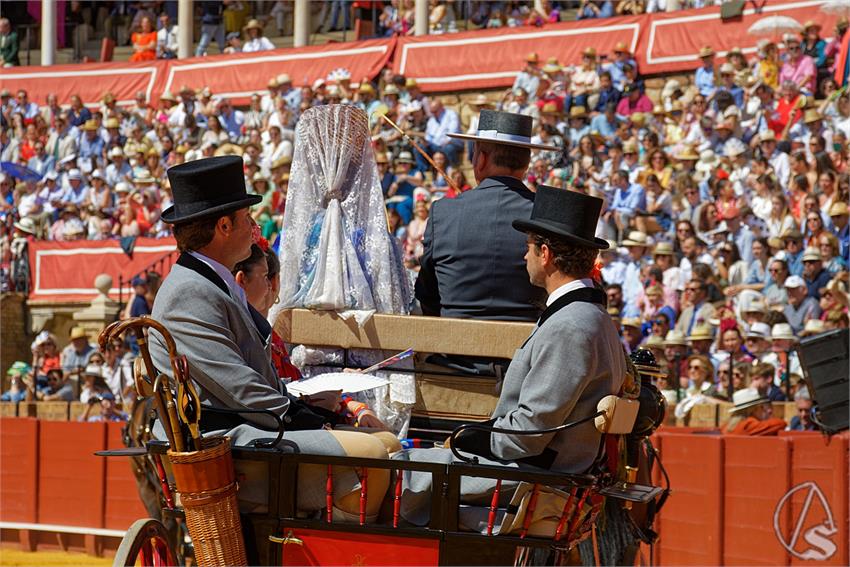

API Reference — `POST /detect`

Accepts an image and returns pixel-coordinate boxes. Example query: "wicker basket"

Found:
[168,436,248,566]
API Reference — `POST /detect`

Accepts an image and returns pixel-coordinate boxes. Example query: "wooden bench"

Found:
[275,309,534,437]
[36,401,70,421]
[0,401,17,417]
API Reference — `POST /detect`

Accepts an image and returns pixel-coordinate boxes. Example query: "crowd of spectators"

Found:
[1,3,849,434]
[2,327,132,423]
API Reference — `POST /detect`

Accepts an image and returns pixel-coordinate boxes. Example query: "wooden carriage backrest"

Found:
[274,309,535,360]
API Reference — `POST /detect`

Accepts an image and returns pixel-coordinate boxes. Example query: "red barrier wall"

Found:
[0,418,38,523]
[37,421,106,528]
[655,433,723,566]
[1,421,847,565]
[723,436,792,565]
[103,422,147,531]
[787,434,849,566]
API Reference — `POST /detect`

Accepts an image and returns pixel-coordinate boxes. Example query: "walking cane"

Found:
[380,114,462,196]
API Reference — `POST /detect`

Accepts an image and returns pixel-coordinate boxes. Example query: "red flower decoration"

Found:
[256,236,270,253]
[590,259,603,283]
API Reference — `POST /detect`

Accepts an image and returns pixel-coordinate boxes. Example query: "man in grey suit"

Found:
[415,110,556,322]
[400,186,626,524]
[148,156,341,441]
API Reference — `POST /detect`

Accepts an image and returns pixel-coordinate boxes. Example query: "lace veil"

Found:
[270,104,410,322]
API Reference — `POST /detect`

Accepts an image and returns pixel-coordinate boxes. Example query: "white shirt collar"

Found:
[188,250,248,310]
[545,278,595,307]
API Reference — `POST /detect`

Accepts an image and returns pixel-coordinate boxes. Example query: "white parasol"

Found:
[747,15,803,39]
[821,0,850,18]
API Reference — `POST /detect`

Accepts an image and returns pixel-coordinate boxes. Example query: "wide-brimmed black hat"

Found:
[448,109,558,151]
[161,156,261,224]
[512,185,609,249]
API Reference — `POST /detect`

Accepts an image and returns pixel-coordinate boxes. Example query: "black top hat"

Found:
[161,156,261,224]
[512,185,609,249]
[448,109,558,151]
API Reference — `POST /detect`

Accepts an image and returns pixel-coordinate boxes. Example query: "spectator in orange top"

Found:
[724,388,786,435]
[129,16,157,62]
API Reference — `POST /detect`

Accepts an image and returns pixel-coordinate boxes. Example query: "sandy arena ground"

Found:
[0,549,111,567]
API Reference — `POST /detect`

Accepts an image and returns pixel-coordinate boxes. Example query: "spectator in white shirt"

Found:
[156,13,179,59]
[242,19,275,53]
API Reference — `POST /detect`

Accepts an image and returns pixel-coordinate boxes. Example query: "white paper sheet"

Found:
[285,372,390,396]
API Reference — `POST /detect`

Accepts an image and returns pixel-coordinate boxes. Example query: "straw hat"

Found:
[70,327,88,340]
[583,47,597,58]
[803,109,822,124]
[729,388,770,414]
[687,326,713,343]
[396,151,416,164]
[675,145,700,161]
[801,319,825,336]
[698,46,715,58]
[802,248,822,262]
[82,120,99,132]
[829,201,849,217]
[134,169,156,184]
[696,150,718,173]
[719,62,735,75]
[160,91,176,102]
[243,19,263,32]
[525,52,540,63]
[622,139,639,154]
[613,41,630,54]
[13,217,38,235]
[540,101,561,115]
[621,317,642,330]
[569,105,587,119]
[622,231,648,247]
[652,241,674,256]
[771,323,797,342]
[663,330,687,347]
[277,73,292,85]
[542,61,562,75]
[745,322,772,340]
[802,20,821,32]
[83,364,103,378]
[358,83,376,95]
[758,130,777,143]
[724,138,747,157]
[267,77,280,88]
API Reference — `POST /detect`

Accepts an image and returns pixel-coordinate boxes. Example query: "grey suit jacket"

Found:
[148,254,289,432]
[415,175,546,321]
[488,290,626,474]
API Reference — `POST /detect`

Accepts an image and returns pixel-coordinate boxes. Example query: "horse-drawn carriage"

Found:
[99,310,668,567]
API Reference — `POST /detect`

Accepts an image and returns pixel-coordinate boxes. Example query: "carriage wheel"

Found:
[114,518,179,567]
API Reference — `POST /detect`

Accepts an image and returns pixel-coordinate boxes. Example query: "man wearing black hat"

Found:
[148,156,346,445]
[415,109,556,322]
[400,186,626,524]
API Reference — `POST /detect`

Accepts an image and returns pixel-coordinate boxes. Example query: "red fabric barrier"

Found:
[28,237,176,302]
[158,36,396,105]
[37,421,106,528]
[0,418,39,523]
[103,422,147,531]
[654,432,723,566]
[641,0,836,75]
[394,0,837,92]
[723,436,792,565]
[0,38,395,107]
[393,17,642,93]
